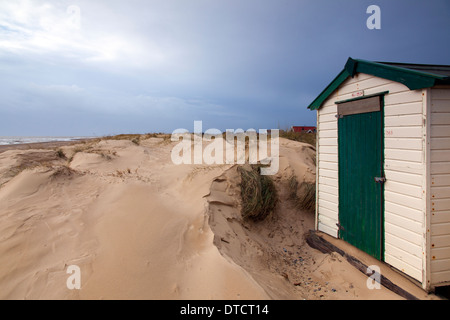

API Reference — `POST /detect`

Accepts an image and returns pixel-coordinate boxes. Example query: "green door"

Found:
[338,100,384,260]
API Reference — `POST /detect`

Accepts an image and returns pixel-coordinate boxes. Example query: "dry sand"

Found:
[0,137,440,300]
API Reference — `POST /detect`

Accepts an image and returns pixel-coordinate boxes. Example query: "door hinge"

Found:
[374,176,387,184]
[336,223,345,231]
[335,114,344,119]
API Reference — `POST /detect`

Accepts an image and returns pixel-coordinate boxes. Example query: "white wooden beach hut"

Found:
[308,57,450,292]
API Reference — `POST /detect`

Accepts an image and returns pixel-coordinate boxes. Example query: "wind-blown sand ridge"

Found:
[0,136,439,299]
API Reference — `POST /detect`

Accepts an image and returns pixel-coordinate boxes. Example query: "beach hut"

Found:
[308,57,450,292]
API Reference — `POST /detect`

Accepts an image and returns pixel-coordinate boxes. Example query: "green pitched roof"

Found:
[308,58,450,110]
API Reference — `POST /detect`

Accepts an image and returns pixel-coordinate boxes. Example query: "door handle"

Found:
[336,223,346,231]
[374,177,386,184]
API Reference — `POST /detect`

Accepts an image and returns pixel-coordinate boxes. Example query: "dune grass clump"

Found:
[50,165,79,179]
[131,137,140,145]
[238,165,278,222]
[101,134,142,145]
[289,175,316,212]
[56,149,66,159]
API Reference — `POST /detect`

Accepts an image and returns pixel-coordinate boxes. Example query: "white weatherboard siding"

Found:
[384,86,426,284]
[316,98,339,237]
[430,88,450,287]
[317,73,426,282]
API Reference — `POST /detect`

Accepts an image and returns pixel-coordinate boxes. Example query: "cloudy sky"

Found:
[0,0,449,136]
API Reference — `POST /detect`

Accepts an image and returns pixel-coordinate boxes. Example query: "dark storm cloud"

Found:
[0,0,449,135]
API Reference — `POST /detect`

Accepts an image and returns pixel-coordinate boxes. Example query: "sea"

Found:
[0,136,94,146]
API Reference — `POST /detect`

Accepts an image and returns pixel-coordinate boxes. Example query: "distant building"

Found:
[292,126,317,133]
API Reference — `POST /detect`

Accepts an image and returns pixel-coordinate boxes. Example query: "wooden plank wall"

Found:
[316,73,426,283]
[430,88,450,287]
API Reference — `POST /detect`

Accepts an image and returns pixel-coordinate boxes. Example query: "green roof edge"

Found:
[307,69,350,110]
[308,57,448,110]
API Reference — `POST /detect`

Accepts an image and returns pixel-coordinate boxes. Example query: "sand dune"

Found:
[0,137,439,300]
[0,138,268,299]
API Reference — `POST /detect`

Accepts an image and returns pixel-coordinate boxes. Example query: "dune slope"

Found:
[0,137,437,300]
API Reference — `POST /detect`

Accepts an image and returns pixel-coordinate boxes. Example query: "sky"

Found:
[0,0,449,136]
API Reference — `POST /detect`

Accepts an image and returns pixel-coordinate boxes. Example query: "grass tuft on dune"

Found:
[288,175,316,212]
[238,165,278,222]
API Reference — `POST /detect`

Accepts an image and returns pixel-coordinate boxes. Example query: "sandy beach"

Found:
[0,136,440,300]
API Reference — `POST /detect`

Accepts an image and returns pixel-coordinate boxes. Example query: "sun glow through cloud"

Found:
[0,0,166,67]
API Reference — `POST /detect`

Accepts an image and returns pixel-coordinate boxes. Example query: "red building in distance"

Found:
[292,126,316,133]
